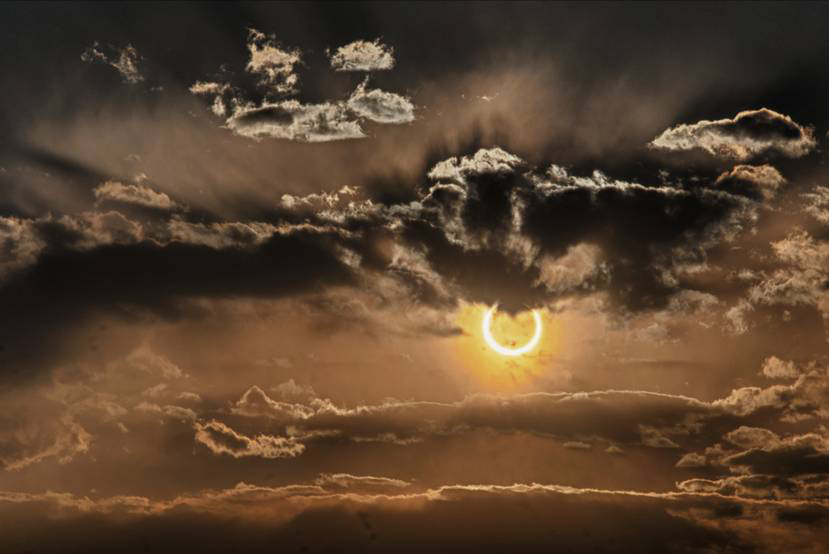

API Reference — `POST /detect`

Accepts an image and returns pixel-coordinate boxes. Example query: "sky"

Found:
[3,2,829,552]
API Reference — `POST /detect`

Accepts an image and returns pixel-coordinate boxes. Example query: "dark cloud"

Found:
[407,148,758,313]
[714,164,786,201]
[0,221,357,381]
[0,141,778,380]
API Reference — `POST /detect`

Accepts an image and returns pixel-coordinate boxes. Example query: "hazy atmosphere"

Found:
[3,2,829,552]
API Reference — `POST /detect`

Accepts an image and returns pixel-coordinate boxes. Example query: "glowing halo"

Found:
[482,305,542,356]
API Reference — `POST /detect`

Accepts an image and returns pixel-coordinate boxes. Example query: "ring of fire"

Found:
[482,305,543,356]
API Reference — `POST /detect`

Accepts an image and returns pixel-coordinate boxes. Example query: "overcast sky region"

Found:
[5,2,829,552]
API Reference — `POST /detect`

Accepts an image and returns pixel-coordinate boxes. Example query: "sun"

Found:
[482,305,543,356]
[449,301,560,389]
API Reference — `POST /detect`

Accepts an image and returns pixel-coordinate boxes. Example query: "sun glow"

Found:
[482,305,542,356]
[450,302,561,389]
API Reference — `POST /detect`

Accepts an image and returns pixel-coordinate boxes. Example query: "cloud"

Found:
[649,108,816,160]
[415,147,758,312]
[0,414,91,471]
[678,426,829,501]
[225,100,365,142]
[281,185,359,211]
[136,402,197,421]
[81,42,143,84]
[313,473,410,491]
[347,79,415,124]
[0,217,44,283]
[190,34,413,142]
[328,39,395,72]
[1,480,817,553]
[427,147,524,183]
[230,385,315,419]
[749,230,829,332]
[724,299,754,335]
[0,144,777,382]
[803,186,829,224]
[563,440,592,450]
[761,356,802,379]
[0,212,146,284]
[245,28,301,95]
[715,164,786,201]
[194,419,305,459]
[123,345,186,380]
[0,219,358,380]
[713,367,829,421]
[220,385,717,453]
[93,180,183,211]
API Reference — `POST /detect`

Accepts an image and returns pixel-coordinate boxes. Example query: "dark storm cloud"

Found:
[0,218,358,380]
[400,147,758,313]
[650,108,817,161]
[0,139,774,381]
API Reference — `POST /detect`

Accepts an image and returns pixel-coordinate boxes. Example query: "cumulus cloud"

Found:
[427,147,524,183]
[244,28,301,95]
[678,425,829,502]
[713,367,829,421]
[347,79,415,124]
[281,185,359,211]
[190,34,414,142]
[93,180,183,211]
[715,164,786,201]
[328,39,395,71]
[81,42,143,84]
[803,186,829,224]
[225,100,365,142]
[416,147,760,312]
[750,230,829,331]
[761,356,803,379]
[649,108,816,160]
